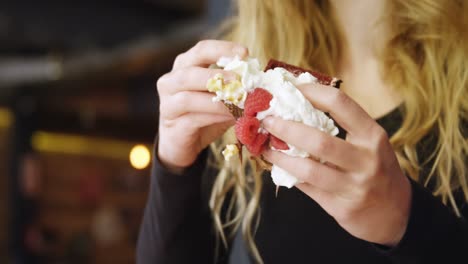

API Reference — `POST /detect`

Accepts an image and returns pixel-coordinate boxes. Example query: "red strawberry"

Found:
[235,116,260,146]
[244,88,273,117]
[269,135,289,150]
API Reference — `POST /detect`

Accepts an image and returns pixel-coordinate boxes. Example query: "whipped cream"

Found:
[214,56,339,188]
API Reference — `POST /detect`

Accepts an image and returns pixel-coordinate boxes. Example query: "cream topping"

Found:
[213,56,339,188]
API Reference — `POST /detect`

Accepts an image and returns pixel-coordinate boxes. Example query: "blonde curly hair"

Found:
[209,0,468,262]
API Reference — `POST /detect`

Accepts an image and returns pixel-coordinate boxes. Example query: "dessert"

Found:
[207,57,341,188]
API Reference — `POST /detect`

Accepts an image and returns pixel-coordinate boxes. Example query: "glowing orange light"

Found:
[129,145,151,169]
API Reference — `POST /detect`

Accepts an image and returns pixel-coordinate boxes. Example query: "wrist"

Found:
[382,176,412,247]
[157,141,197,175]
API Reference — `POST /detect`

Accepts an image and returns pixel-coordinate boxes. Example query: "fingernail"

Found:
[233,45,248,57]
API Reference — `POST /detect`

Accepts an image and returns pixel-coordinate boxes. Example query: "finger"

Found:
[202,119,237,138]
[162,91,233,120]
[157,67,238,95]
[263,116,368,171]
[297,83,375,136]
[173,40,249,70]
[167,112,235,130]
[263,149,348,192]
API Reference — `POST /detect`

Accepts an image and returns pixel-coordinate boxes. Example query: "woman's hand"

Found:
[157,40,248,172]
[262,83,412,246]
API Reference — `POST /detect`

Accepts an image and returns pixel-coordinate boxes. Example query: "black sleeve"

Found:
[383,179,468,263]
[136,142,216,264]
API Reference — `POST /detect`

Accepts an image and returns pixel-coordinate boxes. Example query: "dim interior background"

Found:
[0,0,230,263]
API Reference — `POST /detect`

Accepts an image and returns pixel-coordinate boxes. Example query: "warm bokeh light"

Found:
[0,108,12,128]
[129,145,150,170]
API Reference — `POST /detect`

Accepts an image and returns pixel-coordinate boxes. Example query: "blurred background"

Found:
[0,0,230,263]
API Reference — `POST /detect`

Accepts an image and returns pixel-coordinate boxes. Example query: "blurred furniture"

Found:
[0,0,226,263]
[0,108,12,263]
[36,134,150,264]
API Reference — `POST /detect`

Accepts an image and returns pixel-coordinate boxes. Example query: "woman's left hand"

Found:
[262,83,412,247]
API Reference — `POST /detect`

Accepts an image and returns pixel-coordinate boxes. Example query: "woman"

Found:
[137,0,467,263]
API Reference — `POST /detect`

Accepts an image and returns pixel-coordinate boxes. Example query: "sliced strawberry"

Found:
[244,88,273,117]
[269,135,289,150]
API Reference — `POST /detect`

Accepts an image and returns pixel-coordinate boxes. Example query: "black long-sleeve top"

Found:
[137,108,468,263]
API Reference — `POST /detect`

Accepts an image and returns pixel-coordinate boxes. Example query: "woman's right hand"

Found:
[156,40,249,173]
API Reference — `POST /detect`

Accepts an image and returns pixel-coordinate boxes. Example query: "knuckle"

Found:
[377,126,389,143]
[372,125,389,149]
[313,136,331,155]
[156,74,170,93]
[194,40,209,52]
[304,162,320,182]
[374,125,388,140]
[172,53,186,69]
[332,90,350,105]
